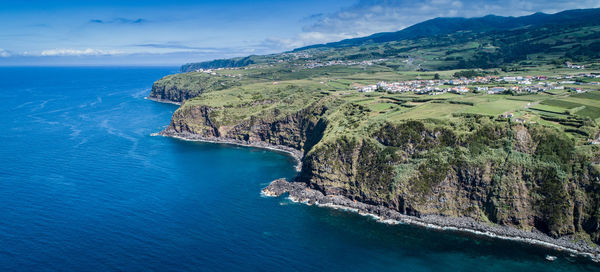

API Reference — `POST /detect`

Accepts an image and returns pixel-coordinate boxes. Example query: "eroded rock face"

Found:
[164,103,328,156]
[149,82,196,103]
[168,105,221,137]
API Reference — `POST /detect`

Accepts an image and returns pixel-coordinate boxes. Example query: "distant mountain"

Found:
[294,8,600,50]
[181,8,600,72]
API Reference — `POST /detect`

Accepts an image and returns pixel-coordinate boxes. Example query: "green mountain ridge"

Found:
[181,8,600,73]
[295,8,600,50]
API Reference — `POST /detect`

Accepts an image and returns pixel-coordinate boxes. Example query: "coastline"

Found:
[145,96,182,106]
[262,178,600,262]
[147,97,600,263]
[153,130,303,171]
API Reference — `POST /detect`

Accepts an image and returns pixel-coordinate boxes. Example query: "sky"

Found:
[1,0,599,66]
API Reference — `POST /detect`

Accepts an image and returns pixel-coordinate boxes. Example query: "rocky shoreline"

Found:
[145,96,182,106]
[262,178,600,262]
[155,130,303,171]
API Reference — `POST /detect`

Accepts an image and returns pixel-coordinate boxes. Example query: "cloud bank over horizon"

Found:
[1,0,599,65]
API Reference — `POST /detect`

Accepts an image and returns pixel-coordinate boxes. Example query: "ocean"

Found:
[0,67,597,271]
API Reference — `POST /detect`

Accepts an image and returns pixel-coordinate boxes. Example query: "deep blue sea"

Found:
[0,67,598,271]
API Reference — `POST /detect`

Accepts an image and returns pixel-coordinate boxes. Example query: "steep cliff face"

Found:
[300,118,600,243]
[164,101,328,155]
[161,93,600,246]
[149,83,196,103]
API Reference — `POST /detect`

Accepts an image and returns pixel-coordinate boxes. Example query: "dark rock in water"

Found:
[262,178,301,197]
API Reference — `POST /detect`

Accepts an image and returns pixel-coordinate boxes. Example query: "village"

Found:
[187,59,599,97]
[356,73,600,95]
[302,58,388,69]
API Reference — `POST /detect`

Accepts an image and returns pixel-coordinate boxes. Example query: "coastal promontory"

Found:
[149,8,600,258]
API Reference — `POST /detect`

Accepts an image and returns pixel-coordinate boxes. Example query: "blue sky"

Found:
[1,0,599,66]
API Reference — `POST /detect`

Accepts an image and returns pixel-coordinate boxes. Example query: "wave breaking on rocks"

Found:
[154,130,303,171]
[262,178,600,262]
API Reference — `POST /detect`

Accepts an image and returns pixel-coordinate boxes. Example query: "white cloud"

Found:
[260,38,304,51]
[0,49,11,57]
[298,32,356,44]
[39,48,122,56]
[261,32,357,50]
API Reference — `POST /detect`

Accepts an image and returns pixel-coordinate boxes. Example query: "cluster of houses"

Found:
[192,68,243,78]
[356,74,596,95]
[303,59,387,69]
[558,73,600,79]
[193,68,219,75]
[566,62,585,69]
[358,81,471,94]
[280,52,312,61]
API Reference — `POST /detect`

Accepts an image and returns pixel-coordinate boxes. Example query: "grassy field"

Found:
[165,52,600,143]
[178,71,600,141]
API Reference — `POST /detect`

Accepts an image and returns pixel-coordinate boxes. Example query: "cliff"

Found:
[300,119,600,242]
[165,103,327,154]
[159,89,600,251]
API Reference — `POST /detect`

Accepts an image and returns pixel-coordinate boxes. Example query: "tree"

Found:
[434,73,440,80]
[453,70,483,78]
